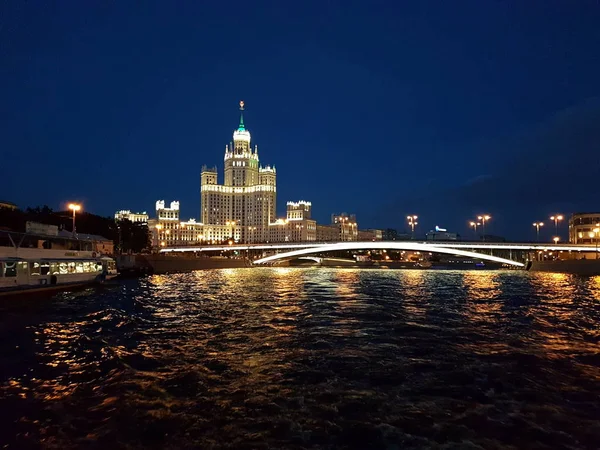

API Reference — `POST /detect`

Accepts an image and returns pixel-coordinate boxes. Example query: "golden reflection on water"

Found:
[397,270,427,318]
[332,269,360,300]
[462,271,501,301]
[587,276,600,301]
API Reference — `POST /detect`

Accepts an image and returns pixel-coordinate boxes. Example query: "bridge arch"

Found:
[253,242,524,267]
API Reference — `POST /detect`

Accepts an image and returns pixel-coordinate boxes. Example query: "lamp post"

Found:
[407,215,418,239]
[591,227,600,259]
[533,222,544,242]
[477,215,491,241]
[469,221,480,240]
[553,236,560,245]
[155,224,162,249]
[550,215,563,237]
[68,203,81,237]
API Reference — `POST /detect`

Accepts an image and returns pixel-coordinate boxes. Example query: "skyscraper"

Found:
[200,102,277,243]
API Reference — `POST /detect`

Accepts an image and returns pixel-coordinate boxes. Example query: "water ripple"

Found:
[1,269,599,449]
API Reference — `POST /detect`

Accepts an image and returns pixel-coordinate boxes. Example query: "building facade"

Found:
[569,212,600,244]
[331,213,358,241]
[115,210,149,223]
[266,201,317,242]
[200,102,277,243]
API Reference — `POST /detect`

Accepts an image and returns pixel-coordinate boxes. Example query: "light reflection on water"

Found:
[0,268,599,449]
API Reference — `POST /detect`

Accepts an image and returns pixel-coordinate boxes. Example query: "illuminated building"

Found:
[266,201,316,242]
[0,200,17,210]
[114,210,149,223]
[315,213,358,242]
[331,213,358,241]
[569,212,600,244]
[426,226,459,241]
[200,101,276,243]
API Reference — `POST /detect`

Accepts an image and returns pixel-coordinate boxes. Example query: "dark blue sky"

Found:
[2,1,599,240]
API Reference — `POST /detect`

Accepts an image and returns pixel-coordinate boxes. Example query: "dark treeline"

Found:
[0,205,150,253]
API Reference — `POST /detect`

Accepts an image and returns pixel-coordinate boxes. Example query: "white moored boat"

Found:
[0,231,117,297]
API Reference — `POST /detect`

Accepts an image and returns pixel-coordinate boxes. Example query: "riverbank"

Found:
[528,259,600,276]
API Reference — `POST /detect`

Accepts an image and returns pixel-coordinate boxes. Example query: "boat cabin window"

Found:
[31,262,41,276]
[41,263,50,275]
[75,262,84,273]
[59,262,68,274]
[50,262,59,275]
[67,262,76,274]
[18,262,28,273]
[4,262,17,277]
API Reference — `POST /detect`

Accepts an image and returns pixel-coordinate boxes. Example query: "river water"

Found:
[1,268,599,449]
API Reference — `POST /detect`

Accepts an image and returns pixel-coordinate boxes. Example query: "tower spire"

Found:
[238,100,245,131]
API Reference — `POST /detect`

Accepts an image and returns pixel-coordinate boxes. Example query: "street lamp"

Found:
[550,215,563,237]
[155,224,162,248]
[477,215,491,241]
[469,221,481,240]
[68,203,81,237]
[553,236,560,245]
[591,227,600,259]
[407,215,418,239]
[533,222,544,242]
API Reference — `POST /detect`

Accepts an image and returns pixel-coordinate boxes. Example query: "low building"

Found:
[330,213,358,241]
[316,224,340,242]
[58,230,114,255]
[426,226,459,241]
[365,229,384,240]
[115,210,149,223]
[26,221,59,236]
[0,200,17,210]
[569,212,600,244]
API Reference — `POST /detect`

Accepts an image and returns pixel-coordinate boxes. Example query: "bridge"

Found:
[159,241,599,268]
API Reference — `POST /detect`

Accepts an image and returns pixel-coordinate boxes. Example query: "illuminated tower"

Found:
[200,101,277,242]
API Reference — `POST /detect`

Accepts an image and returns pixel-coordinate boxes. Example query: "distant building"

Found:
[58,230,114,255]
[426,226,459,241]
[316,224,341,241]
[115,210,149,223]
[358,230,376,241]
[26,221,59,236]
[331,213,358,241]
[0,200,17,210]
[153,200,181,247]
[569,212,600,244]
[266,201,316,242]
[366,229,384,240]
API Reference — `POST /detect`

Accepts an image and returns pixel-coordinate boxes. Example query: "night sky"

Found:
[2,1,600,240]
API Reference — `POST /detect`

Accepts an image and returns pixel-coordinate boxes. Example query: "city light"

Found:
[407,215,418,239]
[68,203,82,236]
[550,214,563,236]
[553,236,560,244]
[469,221,481,239]
[533,222,544,242]
[477,215,491,241]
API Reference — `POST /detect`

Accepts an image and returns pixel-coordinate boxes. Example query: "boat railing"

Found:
[0,230,96,252]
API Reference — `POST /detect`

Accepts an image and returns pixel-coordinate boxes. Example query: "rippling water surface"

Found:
[1,268,600,449]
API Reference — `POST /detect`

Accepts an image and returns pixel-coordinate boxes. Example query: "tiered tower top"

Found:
[232,100,251,144]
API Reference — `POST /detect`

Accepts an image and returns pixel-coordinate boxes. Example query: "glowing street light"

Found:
[550,215,563,237]
[68,203,81,237]
[469,221,481,240]
[591,226,600,259]
[533,222,544,242]
[477,215,491,241]
[407,215,418,239]
[155,224,163,248]
[553,236,560,245]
